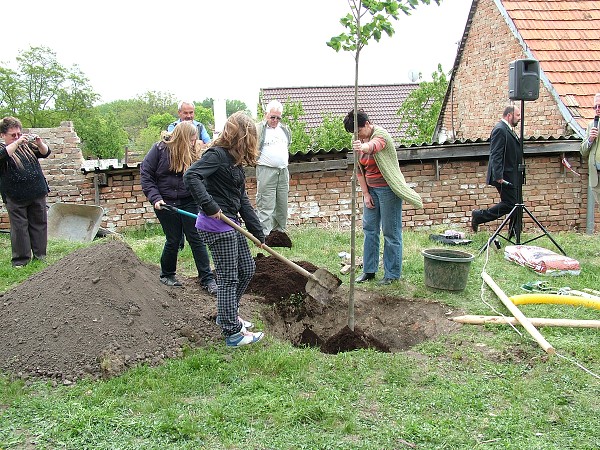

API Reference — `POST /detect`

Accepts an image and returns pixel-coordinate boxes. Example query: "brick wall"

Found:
[89,171,151,229]
[0,122,592,234]
[440,0,571,140]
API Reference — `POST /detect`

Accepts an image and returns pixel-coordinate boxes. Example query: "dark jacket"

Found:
[487,120,520,187]
[140,141,193,206]
[183,146,264,243]
[0,143,51,202]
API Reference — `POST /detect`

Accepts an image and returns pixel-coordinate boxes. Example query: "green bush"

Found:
[74,112,128,160]
[311,113,351,151]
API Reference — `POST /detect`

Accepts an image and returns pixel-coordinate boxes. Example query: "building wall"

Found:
[1,123,592,234]
[440,0,570,140]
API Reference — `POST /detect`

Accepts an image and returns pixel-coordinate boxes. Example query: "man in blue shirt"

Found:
[166,101,214,287]
[167,101,211,145]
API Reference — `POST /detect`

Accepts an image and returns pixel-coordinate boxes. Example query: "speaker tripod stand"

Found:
[479,100,566,256]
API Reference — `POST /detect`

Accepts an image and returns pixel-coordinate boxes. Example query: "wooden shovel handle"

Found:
[218,214,261,246]
[161,204,317,282]
[218,214,316,281]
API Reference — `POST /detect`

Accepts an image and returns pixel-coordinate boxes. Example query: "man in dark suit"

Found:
[471,105,521,233]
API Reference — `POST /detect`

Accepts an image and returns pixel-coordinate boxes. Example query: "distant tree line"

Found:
[1,46,445,159]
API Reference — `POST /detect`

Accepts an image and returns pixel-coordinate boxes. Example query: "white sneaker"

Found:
[225,330,264,347]
[238,316,254,329]
[216,316,254,329]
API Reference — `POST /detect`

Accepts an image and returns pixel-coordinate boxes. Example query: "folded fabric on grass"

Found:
[504,245,580,276]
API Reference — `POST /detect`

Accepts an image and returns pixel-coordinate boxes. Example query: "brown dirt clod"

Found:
[264,230,293,248]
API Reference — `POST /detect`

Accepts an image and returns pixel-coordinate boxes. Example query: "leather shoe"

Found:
[470,211,479,233]
[377,278,396,286]
[202,279,218,295]
[160,275,182,287]
[356,272,375,283]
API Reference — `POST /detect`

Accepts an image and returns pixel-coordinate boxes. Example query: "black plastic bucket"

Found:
[422,248,474,291]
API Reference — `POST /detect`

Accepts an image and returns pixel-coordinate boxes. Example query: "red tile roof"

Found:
[260,84,419,141]
[500,0,600,133]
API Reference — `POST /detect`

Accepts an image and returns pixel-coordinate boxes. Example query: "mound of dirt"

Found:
[247,253,318,303]
[264,230,292,248]
[0,239,462,383]
[0,240,230,382]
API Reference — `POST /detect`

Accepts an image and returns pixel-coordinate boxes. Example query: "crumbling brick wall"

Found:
[0,123,591,234]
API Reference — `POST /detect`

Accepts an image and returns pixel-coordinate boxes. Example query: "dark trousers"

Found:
[154,199,214,284]
[474,184,519,232]
[6,195,48,266]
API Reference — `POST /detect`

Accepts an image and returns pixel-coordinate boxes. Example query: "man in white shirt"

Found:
[255,100,292,236]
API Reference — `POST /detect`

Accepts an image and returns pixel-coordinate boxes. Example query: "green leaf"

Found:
[326,37,342,52]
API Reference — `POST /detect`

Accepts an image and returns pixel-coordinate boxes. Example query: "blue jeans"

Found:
[362,186,403,279]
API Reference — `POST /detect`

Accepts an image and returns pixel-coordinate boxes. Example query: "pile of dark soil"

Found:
[265,230,292,248]
[0,239,461,382]
[321,325,390,354]
[247,253,317,303]
[0,240,229,382]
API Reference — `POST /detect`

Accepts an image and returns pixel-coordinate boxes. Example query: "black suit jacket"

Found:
[486,120,520,187]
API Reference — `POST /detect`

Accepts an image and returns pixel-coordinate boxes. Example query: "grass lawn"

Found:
[1,225,599,449]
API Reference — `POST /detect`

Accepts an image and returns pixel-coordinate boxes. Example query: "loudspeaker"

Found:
[508,59,540,101]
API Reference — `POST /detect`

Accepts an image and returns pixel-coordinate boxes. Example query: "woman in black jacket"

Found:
[140,121,217,292]
[184,112,265,347]
[0,116,51,267]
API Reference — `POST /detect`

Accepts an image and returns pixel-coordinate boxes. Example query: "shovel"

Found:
[162,205,341,304]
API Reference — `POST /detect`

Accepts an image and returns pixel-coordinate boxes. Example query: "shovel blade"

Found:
[305,268,342,305]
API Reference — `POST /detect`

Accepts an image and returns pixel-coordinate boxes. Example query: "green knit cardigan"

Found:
[371,126,423,209]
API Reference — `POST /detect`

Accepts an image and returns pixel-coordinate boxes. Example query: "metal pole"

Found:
[514,99,526,243]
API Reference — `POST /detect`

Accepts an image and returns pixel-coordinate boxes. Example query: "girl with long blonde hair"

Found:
[140,121,217,293]
[162,121,201,173]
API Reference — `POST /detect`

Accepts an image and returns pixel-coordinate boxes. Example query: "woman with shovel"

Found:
[183,112,265,347]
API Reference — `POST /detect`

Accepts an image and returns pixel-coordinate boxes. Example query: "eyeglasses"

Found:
[594,105,600,110]
[8,132,22,138]
[269,115,282,121]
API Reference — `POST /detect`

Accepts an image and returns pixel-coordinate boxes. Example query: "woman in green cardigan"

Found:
[344,110,422,285]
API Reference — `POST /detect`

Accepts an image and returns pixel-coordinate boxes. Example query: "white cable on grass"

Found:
[555,351,600,380]
[479,238,599,379]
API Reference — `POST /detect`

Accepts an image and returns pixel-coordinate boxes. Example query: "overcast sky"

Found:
[2,0,472,114]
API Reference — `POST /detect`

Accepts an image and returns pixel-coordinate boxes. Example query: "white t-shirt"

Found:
[258,125,289,169]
